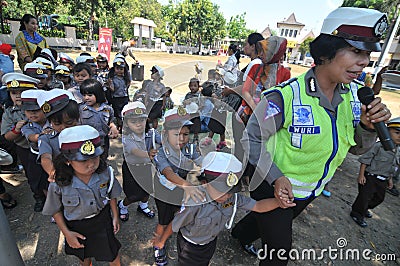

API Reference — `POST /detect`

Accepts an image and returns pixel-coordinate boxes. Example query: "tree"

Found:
[341,0,399,20]
[298,37,314,59]
[227,13,250,42]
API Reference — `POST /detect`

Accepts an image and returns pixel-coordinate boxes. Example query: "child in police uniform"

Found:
[20,89,50,211]
[109,57,131,132]
[79,79,119,161]
[24,62,50,90]
[0,73,46,211]
[55,65,73,90]
[152,106,204,266]
[38,89,80,181]
[118,101,160,221]
[68,62,93,104]
[157,152,294,265]
[350,117,400,227]
[42,125,122,265]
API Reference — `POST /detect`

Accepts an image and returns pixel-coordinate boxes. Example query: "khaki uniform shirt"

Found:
[1,106,29,148]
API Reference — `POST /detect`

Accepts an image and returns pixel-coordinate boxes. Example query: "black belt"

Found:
[365,171,388,181]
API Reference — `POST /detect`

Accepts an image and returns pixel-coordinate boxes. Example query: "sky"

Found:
[158,0,344,35]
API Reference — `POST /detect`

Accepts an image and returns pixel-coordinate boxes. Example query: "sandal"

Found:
[0,193,17,209]
[118,200,129,222]
[137,205,155,218]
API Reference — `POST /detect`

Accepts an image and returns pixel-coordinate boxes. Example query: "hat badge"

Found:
[226,172,238,187]
[374,16,388,38]
[41,102,52,113]
[36,68,43,75]
[134,107,143,115]
[10,79,20,88]
[80,140,95,155]
[177,105,187,116]
[58,69,65,74]
[116,61,122,66]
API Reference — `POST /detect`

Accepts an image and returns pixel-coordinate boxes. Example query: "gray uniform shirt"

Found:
[21,120,50,153]
[80,103,115,141]
[359,142,400,178]
[1,106,29,148]
[38,129,60,160]
[123,132,152,165]
[172,188,256,245]
[42,169,122,221]
[243,68,377,185]
[112,76,128,98]
[155,142,202,178]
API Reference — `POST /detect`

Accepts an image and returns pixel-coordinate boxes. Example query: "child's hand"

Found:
[15,120,27,131]
[113,216,120,234]
[148,149,157,160]
[48,169,56,182]
[65,231,86,249]
[275,197,295,209]
[277,188,296,207]
[183,184,205,203]
[357,174,366,185]
[109,126,119,138]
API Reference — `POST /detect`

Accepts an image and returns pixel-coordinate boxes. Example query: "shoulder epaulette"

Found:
[352,79,364,86]
[275,77,298,88]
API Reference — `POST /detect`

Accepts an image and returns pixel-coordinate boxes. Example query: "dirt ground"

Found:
[1,51,400,265]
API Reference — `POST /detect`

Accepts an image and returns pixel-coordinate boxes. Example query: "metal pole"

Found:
[0,204,25,266]
[374,5,400,77]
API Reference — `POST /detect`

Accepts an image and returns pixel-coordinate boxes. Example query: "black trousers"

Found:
[351,172,387,219]
[16,146,48,196]
[231,180,315,266]
[177,231,217,266]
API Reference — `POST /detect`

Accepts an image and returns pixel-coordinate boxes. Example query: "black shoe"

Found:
[350,214,367,227]
[241,243,259,257]
[154,246,168,266]
[137,205,155,218]
[0,165,23,174]
[34,199,45,212]
[365,211,373,218]
[33,195,45,212]
[387,186,399,197]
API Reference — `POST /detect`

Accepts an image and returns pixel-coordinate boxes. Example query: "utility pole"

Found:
[374,3,400,77]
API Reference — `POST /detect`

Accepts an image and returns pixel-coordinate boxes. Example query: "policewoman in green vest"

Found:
[231,7,392,265]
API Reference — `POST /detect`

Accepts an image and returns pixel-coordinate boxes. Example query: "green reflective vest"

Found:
[265,73,361,199]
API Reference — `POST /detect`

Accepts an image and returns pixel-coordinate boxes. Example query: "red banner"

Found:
[98,28,113,61]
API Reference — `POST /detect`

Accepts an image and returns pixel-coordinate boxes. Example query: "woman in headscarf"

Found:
[15,14,48,70]
[239,36,287,124]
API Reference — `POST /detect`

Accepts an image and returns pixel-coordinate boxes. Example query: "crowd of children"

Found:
[0,45,398,266]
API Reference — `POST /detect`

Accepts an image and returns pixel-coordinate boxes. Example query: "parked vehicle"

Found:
[381,70,400,91]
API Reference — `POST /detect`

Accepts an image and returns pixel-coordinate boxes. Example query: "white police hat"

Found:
[55,65,71,76]
[113,57,126,68]
[21,89,45,111]
[122,101,147,118]
[201,152,242,193]
[76,55,97,67]
[162,106,193,130]
[34,57,54,70]
[37,89,76,117]
[24,62,48,79]
[151,65,164,78]
[58,52,75,65]
[320,7,388,52]
[96,53,108,62]
[2,73,39,91]
[59,125,103,161]
[387,117,400,130]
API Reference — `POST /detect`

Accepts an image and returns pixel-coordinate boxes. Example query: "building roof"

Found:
[130,17,157,28]
[261,26,272,38]
[277,13,305,27]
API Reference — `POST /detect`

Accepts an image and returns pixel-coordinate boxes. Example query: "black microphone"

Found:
[357,86,395,151]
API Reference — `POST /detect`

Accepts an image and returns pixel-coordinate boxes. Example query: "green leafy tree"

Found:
[298,37,314,59]
[227,13,249,42]
[341,0,399,20]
